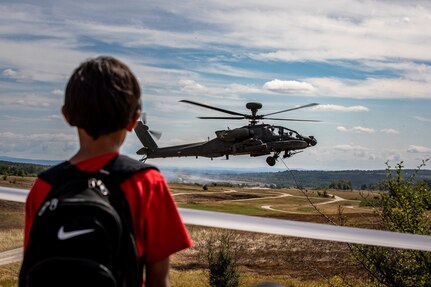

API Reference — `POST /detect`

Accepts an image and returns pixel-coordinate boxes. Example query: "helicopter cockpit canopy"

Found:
[271,125,300,139]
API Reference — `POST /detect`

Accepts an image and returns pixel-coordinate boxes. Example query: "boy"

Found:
[22,56,192,286]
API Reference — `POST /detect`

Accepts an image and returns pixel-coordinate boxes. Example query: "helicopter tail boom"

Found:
[134,121,158,154]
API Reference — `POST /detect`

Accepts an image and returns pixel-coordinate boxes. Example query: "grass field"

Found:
[0,179,378,286]
[0,201,24,253]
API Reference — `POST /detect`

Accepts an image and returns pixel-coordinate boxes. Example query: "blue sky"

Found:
[0,0,430,170]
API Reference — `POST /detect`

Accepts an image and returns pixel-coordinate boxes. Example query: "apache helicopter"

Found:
[134,100,319,166]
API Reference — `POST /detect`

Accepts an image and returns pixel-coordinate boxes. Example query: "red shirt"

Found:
[24,152,192,264]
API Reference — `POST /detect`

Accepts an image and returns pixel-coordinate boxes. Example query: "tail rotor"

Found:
[141,113,162,140]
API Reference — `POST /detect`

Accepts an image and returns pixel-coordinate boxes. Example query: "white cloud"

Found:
[0,132,74,142]
[413,116,431,123]
[225,84,261,94]
[407,145,431,154]
[194,62,265,79]
[241,2,431,63]
[152,101,189,113]
[1,1,431,99]
[0,114,64,124]
[336,126,348,132]
[0,93,59,109]
[263,79,315,94]
[48,114,63,120]
[2,68,18,78]
[336,126,375,133]
[333,144,372,159]
[0,132,77,159]
[312,104,369,112]
[334,144,369,152]
[179,79,206,92]
[13,99,49,108]
[1,68,31,82]
[0,38,91,82]
[380,128,399,134]
[307,77,431,99]
[51,89,64,96]
[359,61,431,82]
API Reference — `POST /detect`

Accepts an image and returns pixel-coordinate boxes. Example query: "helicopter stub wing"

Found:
[146,141,211,158]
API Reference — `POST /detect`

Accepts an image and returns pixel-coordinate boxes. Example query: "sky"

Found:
[0,0,430,171]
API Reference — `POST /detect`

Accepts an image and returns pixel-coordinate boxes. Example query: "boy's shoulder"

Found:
[39,154,158,185]
[105,154,158,175]
[38,161,72,183]
[104,155,160,184]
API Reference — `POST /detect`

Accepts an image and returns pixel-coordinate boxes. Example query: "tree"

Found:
[329,179,352,190]
[352,160,431,287]
[206,233,241,287]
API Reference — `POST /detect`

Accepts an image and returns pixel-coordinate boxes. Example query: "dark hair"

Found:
[64,56,141,139]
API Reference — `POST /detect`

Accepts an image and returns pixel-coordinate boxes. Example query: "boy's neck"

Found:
[70,129,126,164]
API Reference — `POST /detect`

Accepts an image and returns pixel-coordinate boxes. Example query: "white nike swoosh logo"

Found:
[57,226,95,240]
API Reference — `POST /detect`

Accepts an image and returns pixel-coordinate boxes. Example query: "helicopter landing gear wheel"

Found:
[266,156,276,166]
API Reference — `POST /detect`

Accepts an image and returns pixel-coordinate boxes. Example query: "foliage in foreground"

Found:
[352,160,431,287]
[205,232,241,287]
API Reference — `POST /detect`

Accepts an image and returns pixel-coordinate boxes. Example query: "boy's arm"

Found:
[145,257,170,287]
[125,169,191,262]
[24,178,51,250]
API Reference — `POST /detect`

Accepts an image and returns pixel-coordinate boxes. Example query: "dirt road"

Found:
[0,248,22,266]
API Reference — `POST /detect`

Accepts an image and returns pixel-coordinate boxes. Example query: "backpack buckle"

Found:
[88,178,109,196]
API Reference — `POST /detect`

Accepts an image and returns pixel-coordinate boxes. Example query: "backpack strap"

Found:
[100,154,158,285]
[38,161,77,187]
[101,154,158,182]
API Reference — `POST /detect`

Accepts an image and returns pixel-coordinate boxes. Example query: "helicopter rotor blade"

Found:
[141,112,147,125]
[149,129,162,140]
[263,103,319,117]
[180,100,246,117]
[198,117,245,120]
[264,117,321,122]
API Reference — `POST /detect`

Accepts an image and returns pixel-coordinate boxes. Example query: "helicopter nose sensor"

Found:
[308,136,317,146]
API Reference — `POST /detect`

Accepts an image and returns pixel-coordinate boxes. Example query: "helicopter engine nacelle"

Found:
[216,128,253,142]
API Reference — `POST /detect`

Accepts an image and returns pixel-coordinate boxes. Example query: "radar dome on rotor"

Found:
[246,102,262,110]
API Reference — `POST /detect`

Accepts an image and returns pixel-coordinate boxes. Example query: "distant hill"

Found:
[162,167,431,189]
[0,156,61,166]
[1,156,430,189]
[212,169,431,189]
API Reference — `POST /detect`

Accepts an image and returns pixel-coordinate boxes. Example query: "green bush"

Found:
[206,233,241,287]
[353,160,431,287]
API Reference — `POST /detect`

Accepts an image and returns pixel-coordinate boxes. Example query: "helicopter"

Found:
[134,100,319,166]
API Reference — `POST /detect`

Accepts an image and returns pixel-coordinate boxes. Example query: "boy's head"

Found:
[63,56,141,139]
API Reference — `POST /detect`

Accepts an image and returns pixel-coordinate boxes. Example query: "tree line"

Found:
[0,161,48,177]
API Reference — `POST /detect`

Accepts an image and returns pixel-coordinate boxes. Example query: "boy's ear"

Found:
[61,106,73,126]
[125,110,141,132]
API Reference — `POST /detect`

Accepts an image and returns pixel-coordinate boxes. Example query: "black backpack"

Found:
[19,155,156,287]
